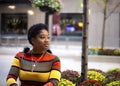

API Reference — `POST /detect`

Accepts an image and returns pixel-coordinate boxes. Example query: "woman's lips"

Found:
[44,44,49,48]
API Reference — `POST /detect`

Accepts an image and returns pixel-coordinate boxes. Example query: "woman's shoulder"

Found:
[16,47,31,57]
[46,52,60,60]
[15,51,24,58]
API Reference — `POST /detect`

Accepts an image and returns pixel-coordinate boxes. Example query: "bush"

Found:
[98,49,114,55]
[88,48,120,56]
[58,78,75,86]
[61,69,80,84]
[87,69,106,83]
[105,80,120,86]
[88,48,99,55]
[104,68,120,84]
[114,49,120,56]
[78,79,103,86]
[60,68,120,86]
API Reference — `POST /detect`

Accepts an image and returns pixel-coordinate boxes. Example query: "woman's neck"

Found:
[32,48,44,54]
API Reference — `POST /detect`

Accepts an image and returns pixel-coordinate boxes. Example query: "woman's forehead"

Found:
[39,29,49,35]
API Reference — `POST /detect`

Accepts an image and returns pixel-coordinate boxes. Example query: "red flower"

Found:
[78,79,103,86]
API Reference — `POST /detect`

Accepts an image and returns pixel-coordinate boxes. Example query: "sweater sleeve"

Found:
[6,52,22,86]
[49,56,61,86]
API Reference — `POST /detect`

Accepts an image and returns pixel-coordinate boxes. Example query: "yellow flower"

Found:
[106,80,120,86]
[88,70,105,83]
[58,78,75,86]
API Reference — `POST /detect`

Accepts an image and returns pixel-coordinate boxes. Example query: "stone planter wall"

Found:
[88,55,120,63]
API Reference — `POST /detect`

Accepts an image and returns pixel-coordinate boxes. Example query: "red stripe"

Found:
[7,75,17,81]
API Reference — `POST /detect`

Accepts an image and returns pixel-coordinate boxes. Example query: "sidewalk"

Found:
[0,45,120,86]
[0,43,82,57]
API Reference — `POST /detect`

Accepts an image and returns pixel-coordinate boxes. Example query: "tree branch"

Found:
[106,1,120,19]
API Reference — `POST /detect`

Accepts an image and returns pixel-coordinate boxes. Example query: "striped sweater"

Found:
[6,51,61,86]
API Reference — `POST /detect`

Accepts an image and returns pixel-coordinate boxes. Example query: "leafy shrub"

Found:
[61,69,80,84]
[88,48,120,56]
[105,80,120,86]
[104,68,120,84]
[98,49,114,55]
[87,69,106,83]
[78,79,103,86]
[88,69,106,75]
[58,78,75,86]
[77,69,105,86]
[61,68,120,86]
[114,49,120,56]
[88,48,99,55]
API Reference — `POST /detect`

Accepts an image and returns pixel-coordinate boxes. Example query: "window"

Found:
[1,13,28,35]
[60,13,83,36]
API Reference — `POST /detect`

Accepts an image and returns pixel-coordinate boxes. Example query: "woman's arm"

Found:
[44,56,61,86]
[6,52,21,86]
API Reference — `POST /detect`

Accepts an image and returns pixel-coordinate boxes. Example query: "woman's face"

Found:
[31,29,50,51]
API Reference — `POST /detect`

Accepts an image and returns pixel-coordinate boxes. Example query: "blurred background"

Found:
[0,0,120,86]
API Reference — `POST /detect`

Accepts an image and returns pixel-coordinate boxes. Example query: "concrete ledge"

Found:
[75,55,120,63]
[89,55,120,63]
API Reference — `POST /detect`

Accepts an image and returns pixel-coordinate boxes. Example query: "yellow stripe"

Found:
[12,58,20,67]
[7,78,17,86]
[19,70,50,82]
[49,70,61,81]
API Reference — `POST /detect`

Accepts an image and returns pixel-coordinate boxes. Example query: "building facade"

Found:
[0,0,120,48]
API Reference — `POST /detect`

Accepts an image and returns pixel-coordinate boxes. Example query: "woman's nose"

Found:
[45,37,50,42]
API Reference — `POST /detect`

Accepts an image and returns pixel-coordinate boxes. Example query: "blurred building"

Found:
[0,0,120,48]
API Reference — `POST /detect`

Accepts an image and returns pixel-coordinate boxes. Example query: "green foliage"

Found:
[106,68,120,72]
[78,79,103,86]
[88,48,99,55]
[58,78,75,86]
[61,70,80,84]
[61,68,120,86]
[87,69,106,83]
[106,80,120,86]
[32,0,62,12]
[114,49,120,56]
[104,68,120,84]
[88,48,120,56]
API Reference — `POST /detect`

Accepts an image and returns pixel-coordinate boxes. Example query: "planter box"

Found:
[88,55,120,63]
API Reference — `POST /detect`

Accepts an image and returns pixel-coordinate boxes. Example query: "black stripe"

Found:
[49,78,59,86]
[20,80,45,85]
[20,58,58,72]
[9,66,19,77]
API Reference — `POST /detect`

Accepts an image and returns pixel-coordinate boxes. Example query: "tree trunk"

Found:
[78,0,89,84]
[101,0,108,49]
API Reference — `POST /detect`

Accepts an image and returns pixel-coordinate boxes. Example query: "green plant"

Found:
[61,70,80,84]
[58,78,75,86]
[78,79,103,86]
[32,0,62,12]
[104,68,120,84]
[88,47,99,55]
[98,49,115,55]
[87,69,105,83]
[88,47,120,56]
[88,69,106,75]
[106,80,120,86]
[114,49,120,56]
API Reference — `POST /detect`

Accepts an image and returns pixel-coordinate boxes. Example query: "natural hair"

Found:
[28,23,48,45]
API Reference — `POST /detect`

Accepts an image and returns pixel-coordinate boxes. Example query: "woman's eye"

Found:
[40,36,45,39]
[40,36,50,39]
[48,37,50,39]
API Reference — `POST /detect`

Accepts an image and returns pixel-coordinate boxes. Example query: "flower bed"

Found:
[88,48,120,56]
[59,68,120,86]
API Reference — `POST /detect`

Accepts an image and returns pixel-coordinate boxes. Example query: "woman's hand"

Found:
[11,83,18,86]
[43,82,53,86]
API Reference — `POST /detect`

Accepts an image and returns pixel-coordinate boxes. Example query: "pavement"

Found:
[0,44,120,86]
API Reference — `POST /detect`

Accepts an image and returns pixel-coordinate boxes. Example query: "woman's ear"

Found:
[31,38,35,45]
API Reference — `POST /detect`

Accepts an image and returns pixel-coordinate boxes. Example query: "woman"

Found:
[6,23,61,86]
